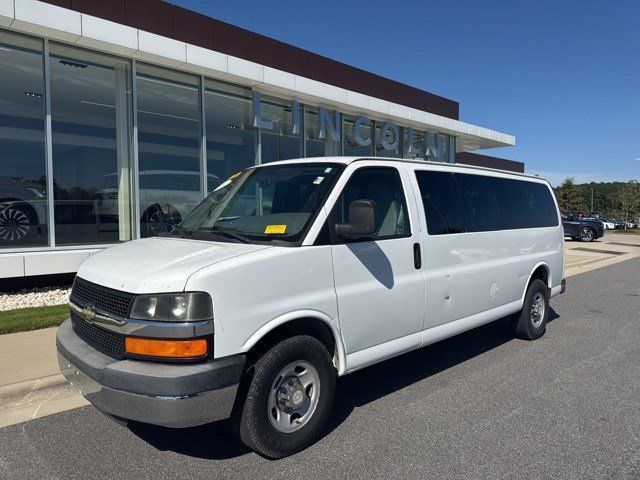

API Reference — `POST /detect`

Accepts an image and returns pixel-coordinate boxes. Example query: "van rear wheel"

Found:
[514,278,549,340]
[232,335,336,459]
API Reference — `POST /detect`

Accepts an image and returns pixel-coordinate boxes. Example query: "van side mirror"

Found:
[334,199,378,239]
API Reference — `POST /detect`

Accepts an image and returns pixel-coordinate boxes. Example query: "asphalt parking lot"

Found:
[1,257,639,480]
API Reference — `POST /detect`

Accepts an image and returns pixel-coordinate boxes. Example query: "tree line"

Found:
[554,178,640,221]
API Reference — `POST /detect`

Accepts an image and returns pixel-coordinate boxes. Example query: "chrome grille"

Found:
[71,310,125,358]
[70,277,134,318]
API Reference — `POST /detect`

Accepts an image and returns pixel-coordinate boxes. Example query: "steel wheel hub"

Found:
[530,292,545,328]
[268,361,320,433]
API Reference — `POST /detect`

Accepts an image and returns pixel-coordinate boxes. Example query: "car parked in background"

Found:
[0,177,48,245]
[561,213,604,241]
[599,218,616,230]
[96,170,221,237]
[611,218,625,229]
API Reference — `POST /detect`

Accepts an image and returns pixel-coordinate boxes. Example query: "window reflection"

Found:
[426,132,450,163]
[136,65,201,237]
[0,31,48,248]
[50,44,133,245]
[260,97,301,163]
[403,129,426,159]
[342,116,373,157]
[205,80,254,192]
[374,122,401,158]
[305,107,341,157]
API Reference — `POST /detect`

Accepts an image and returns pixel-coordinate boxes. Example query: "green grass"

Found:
[0,304,69,335]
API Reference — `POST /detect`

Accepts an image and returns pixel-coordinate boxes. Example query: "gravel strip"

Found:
[0,287,71,312]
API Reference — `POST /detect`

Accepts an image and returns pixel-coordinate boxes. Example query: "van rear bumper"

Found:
[56,319,245,428]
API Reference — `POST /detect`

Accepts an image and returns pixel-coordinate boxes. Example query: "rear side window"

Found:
[495,179,559,228]
[415,171,467,235]
[455,173,500,232]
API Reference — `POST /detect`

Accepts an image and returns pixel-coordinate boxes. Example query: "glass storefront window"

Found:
[305,107,341,157]
[204,80,255,192]
[342,115,373,157]
[374,122,401,158]
[49,44,133,246]
[0,31,48,248]
[403,129,426,159]
[0,28,465,254]
[260,96,301,163]
[136,65,201,237]
[426,132,450,163]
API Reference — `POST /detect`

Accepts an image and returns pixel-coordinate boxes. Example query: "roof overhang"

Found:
[1,0,515,150]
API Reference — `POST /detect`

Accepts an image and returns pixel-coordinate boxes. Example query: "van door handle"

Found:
[413,242,422,269]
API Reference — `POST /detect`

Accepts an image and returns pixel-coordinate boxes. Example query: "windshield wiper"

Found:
[199,226,251,244]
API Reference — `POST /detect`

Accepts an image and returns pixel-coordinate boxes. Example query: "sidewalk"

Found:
[563,231,640,276]
[1,232,639,429]
[0,327,87,428]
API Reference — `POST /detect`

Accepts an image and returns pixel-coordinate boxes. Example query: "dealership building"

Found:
[0,0,522,278]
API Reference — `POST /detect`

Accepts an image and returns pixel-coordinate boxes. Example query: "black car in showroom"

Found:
[561,213,605,242]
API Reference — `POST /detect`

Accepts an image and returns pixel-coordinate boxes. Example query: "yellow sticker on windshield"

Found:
[265,224,287,234]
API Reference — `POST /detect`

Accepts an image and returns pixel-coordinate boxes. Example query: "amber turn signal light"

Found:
[125,337,208,359]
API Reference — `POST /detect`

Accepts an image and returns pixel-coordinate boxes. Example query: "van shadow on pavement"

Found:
[129,308,560,460]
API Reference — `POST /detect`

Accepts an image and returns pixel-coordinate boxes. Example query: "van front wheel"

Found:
[514,279,549,340]
[232,335,336,458]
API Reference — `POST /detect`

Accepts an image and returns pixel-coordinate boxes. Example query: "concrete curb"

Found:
[565,252,640,278]
[0,373,88,429]
[564,255,609,270]
[0,374,67,405]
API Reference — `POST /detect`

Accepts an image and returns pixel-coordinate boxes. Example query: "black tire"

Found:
[577,226,596,242]
[514,278,549,340]
[232,335,336,459]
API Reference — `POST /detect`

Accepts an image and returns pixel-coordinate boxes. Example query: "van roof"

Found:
[260,156,547,183]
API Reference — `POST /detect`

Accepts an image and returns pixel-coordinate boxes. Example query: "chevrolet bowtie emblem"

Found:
[82,306,96,322]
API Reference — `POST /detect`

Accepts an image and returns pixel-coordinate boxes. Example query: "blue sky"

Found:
[174,0,639,185]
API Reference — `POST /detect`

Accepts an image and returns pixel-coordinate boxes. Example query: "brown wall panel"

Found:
[282,44,309,77]
[308,52,334,85]
[334,62,358,91]
[125,0,173,37]
[410,87,430,112]
[377,77,400,105]
[41,0,72,8]
[250,33,282,70]
[397,83,413,107]
[356,69,378,98]
[428,93,459,120]
[456,152,524,173]
[213,20,250,59]
[173,5,214,50]
[72,0,126,23]
[126,0,174,37]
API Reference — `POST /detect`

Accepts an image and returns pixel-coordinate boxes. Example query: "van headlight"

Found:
[130,292,213,322]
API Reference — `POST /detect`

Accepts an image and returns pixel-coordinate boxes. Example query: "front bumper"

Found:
[56,319,245,428]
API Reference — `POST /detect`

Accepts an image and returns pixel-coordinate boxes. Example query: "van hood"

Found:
[77,238,270,294]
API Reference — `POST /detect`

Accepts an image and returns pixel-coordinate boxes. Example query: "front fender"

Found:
[241,310,347,376]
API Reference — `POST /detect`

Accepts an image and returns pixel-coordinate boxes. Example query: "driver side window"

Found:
[331,167,410,242]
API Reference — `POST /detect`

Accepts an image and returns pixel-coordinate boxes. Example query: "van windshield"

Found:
[174,163,344,244]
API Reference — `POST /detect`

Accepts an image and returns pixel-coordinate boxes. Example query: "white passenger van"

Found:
[57,157,565,458]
